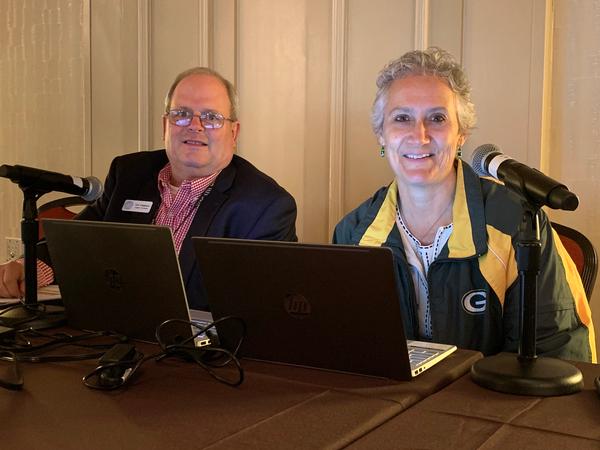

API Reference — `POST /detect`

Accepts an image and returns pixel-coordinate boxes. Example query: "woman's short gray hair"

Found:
[164,67,239,121]
[371,47,476,138]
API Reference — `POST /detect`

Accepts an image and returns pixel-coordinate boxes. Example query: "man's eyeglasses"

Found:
[166,107,234,129]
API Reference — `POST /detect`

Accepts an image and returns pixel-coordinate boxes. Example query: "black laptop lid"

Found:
[193,237,413,380]
[43,219,192,342]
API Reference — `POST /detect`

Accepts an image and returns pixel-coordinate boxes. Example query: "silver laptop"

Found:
[42,219,210,345]
[192,237,456,381]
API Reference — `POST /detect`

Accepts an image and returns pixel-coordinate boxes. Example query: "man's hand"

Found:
[0,260,26,298]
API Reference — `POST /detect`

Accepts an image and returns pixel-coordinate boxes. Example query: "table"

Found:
[1,338,481,450]
[347,359,600,449]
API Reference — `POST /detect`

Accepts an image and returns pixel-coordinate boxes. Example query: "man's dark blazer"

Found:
[51,150,297,310]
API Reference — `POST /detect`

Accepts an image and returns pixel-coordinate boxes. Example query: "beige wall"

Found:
[0,0,90,239]
[547,0,600,336]
[1,0,599,346]
[548,0,600,272]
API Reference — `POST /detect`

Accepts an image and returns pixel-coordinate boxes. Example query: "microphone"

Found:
[0,164,103,202]
[471,144,579,211]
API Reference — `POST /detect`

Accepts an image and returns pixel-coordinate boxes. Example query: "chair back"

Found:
[38,196,93,239]
[551,222,598,299]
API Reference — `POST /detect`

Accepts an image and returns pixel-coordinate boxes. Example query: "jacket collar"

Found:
[356,160,488,258]
[358,179,399,247]
[446,160,487,258]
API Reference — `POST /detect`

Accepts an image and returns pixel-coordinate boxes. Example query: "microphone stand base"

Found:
[471,352,583,396]
[0,304,67,330]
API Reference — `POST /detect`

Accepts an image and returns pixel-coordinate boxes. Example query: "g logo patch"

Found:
[462,290,487,314]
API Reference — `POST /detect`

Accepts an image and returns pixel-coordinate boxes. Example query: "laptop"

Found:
[42,219,210,345]
[192,237,457,381]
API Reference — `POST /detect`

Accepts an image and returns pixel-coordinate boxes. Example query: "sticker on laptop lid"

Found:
[122,200,153,213]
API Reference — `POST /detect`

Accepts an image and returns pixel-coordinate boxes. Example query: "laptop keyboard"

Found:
[408,345,442,368]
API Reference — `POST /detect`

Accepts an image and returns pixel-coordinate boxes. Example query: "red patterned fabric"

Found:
[154,163,219,254]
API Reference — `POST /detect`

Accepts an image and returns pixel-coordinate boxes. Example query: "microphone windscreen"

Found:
[0,165,10,178]
[471,143,501,177]
[83,176,103,202]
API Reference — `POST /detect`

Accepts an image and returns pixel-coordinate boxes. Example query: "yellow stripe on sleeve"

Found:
[551,228,597,362]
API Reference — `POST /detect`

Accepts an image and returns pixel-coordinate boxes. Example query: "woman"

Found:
[333,47,595,362]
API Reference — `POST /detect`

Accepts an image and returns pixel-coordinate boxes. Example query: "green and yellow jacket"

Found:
[333,160,596,362]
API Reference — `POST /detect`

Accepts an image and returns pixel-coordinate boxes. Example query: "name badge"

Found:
[122,200,153,213]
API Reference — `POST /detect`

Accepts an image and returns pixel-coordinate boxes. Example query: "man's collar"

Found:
[157,163,220,198]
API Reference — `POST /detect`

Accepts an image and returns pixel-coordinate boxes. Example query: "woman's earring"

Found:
[456,146,462,159]
[380,146,385,157]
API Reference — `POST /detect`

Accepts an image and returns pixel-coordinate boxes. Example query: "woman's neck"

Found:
[396,174,456,245]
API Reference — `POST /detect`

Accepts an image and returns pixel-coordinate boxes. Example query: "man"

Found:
[0,67,297,309]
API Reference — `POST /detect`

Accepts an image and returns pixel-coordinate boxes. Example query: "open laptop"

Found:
[192,237,456,381]
[42,219,210,345]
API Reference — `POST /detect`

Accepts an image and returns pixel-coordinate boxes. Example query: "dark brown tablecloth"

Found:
[348,359,600,449]
[1,340,481,450]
